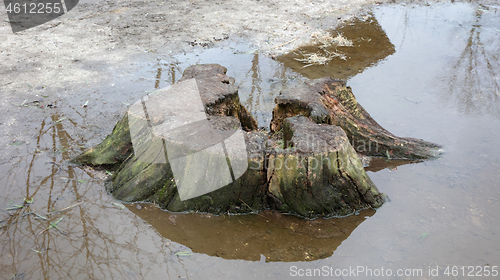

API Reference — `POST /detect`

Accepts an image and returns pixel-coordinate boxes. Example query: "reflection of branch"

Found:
[245,53,262,114]
[0,111,187,279]
[444,7,500,117]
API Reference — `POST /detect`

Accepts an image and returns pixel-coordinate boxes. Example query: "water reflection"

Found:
[443,5,500,117]
[0,108,182,279]
[278,14,395,80]
[364,157,422,173]
[155,67,162,89]
[153,61,180,89]
[127,204,375,262]
[0,11,418,278]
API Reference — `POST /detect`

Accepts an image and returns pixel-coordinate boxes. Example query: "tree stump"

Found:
[71,64,446,218]
[73,64,268,214]
[270,77,442,159]
[266,115,384,217]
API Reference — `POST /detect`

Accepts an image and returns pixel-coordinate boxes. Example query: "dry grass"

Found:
[294,50,347,68]
[294,31,353,67]
[311,31,353,47]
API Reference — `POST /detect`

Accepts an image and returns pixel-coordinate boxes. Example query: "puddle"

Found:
[137,46,307,129]
[1,2,500,279]
[127,205,375,262]
[278,13,395,80]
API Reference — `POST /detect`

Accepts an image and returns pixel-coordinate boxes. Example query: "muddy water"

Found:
[126,205,375,263]
[1,2,500,279]
[277,13,396,80]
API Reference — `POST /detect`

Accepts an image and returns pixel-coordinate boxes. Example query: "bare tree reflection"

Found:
[444,5,500,117]
[0,112,186,279]
[0,10,426,278]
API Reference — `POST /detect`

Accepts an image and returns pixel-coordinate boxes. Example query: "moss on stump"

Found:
[69,64,450,218]
[267,115,384,217]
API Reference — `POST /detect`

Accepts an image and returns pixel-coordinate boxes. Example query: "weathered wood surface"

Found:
[72,64,400,218]
[270,77,442,159]
[266,115,384,217]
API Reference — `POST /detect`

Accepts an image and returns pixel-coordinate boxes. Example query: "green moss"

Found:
[71,114,133,166]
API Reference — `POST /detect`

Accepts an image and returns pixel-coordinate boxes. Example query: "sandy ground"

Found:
[0,0,437,93]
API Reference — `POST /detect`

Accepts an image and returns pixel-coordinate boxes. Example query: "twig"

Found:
[238,199,281,226]
[46,201,84,215]
[57,201,83,212]
[239,198,257,213]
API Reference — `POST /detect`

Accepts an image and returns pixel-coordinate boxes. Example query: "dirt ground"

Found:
[0,0,455,94]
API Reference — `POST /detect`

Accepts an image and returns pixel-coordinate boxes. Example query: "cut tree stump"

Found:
[267,115,384,217]
[270,77,442,159]
[71,64,447,218]
[73,64,268,214]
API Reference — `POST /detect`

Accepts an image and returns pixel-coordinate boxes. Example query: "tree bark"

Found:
[267,115,384,217]
[271,77,442,159]
[71,65,419,218]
